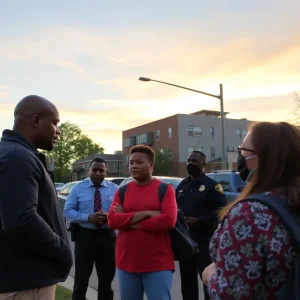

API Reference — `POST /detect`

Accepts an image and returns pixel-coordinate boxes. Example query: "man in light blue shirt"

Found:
[64,157,118,300]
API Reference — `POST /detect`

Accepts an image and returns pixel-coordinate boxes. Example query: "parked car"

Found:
[106,177,126,186]
[119,176,183,190]
[206,170,246,202]
[54,182,65,192]
[57,181,79,211]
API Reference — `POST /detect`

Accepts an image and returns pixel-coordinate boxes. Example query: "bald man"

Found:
[0,95,73,300]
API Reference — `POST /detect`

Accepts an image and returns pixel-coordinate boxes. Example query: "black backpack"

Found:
[119,181,199,261]
[242,194,300,299]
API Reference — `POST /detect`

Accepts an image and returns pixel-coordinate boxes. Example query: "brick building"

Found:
[122,110,253,177]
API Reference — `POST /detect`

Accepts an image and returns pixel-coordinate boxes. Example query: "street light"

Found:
[139,77,226,169]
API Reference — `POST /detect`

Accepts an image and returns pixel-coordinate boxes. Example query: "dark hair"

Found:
[219,121,300,220]
[192,151,206,160]
[130,145,155,162]
[89,157,107,167]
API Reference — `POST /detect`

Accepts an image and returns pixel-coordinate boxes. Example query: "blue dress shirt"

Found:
[64,178,118,229]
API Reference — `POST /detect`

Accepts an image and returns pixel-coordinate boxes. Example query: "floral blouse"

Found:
[208,200,298,299]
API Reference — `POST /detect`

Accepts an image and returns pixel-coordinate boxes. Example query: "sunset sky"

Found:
[0,0,299,153]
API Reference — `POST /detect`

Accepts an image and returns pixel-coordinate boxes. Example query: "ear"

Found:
[32,114,40,128]
[150,160,155,170]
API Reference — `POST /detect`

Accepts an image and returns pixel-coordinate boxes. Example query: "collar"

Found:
[184,172,206,182]
[87,178,108,188]
[1,129,38,154]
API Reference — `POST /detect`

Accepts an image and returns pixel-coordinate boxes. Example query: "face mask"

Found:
[187,164,202,177]
[237,154,257,181]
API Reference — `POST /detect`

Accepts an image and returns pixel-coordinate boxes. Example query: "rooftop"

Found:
[73,153,122,165]
[190,110,229,117]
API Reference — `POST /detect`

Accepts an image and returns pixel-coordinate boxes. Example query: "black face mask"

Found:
[187,164,202,177]
[237,154,250,181]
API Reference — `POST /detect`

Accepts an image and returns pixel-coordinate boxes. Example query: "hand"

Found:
[202,263,217,286]
[130,224,139,229]
[148,211,161,218]
[185,217,199,228]
[88,213,106,224]
[113,203,125,213]
[97,211,108,224]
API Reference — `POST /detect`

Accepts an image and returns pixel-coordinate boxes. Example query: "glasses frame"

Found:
[238,146,256,155]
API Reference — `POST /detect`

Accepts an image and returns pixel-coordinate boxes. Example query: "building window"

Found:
[236,129,242,139]
[168,127,172,138]
[168,149,172,159]
[242,130,247,138]
[125,155,129,165]
[188,146,203,154]
[187,126,202,137]
[156,130,160,140]
[193,127,202,136]
[160,149,164,154]
[188,146,194,153]
[136,133,147,144]
[114,163,120,171]
[210,147,215,159]
[209,127,215,138]
[187,127,194,136]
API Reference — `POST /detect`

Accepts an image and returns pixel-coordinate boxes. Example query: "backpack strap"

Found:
[158,181,169,203]
[119,181,169,205]
[119,184,129,205]
[243,194,300,248]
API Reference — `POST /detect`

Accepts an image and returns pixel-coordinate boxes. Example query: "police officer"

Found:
[176,151,227,300]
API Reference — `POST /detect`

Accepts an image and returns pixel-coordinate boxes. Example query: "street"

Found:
[67,232,204,300]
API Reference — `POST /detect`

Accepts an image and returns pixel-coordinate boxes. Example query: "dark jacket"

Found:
[0,130,73,293]
[176,173,227,242]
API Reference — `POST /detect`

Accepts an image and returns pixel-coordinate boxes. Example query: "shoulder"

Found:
[1,148,40,176]
[73,179,88,191]
[203,175,224,194]
[105,180,118,190]
[176,177,189,189]
[227,200,284,233]
[202,174,217,186]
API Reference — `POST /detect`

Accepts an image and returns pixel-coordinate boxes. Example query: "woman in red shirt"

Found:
[108,145,177,300]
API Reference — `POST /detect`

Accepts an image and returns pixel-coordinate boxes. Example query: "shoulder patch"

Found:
[215,183,224,194]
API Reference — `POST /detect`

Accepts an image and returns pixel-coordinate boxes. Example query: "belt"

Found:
[78,225,113,233]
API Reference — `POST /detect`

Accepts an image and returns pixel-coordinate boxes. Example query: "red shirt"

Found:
[108,178,177,273]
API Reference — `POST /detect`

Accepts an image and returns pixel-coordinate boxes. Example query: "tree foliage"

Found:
[153,150,174,176]
[44,121,104,181]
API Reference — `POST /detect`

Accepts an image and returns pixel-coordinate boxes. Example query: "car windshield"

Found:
[119,176,182,190]
[55,183,64,188]
[235,174,246,189]
[158,178,181,189]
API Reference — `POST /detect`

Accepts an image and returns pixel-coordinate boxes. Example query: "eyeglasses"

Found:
[238,146,256,155]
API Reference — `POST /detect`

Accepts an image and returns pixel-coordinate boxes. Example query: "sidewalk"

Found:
[58,276,98,300]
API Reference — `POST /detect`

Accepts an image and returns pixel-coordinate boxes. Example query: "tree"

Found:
[153,151,174,176]
[288,93,300,126]
[45,121,104,182]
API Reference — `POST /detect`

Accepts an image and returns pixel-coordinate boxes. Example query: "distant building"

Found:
[71,151,123,181]
[122,110,254,177]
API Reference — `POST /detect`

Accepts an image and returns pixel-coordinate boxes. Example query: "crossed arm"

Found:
[108,185,177,231]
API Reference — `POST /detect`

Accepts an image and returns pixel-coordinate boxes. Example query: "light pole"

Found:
[139,77,226,169]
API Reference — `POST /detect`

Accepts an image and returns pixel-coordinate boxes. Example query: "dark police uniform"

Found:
[176,173,227,300]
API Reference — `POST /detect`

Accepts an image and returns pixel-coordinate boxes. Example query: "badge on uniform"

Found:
[215,183,224,194]
[199,185,205,192]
